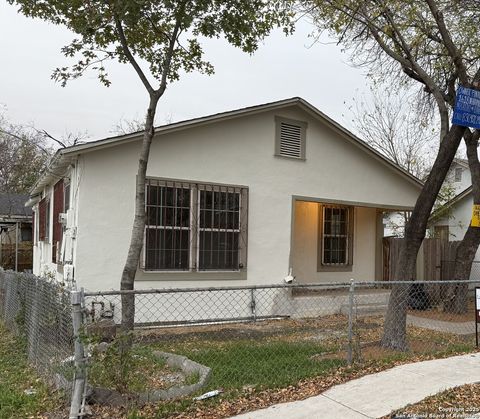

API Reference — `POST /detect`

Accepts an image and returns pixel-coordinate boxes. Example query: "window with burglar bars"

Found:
[319,205,353,269]
[144,179,248,272]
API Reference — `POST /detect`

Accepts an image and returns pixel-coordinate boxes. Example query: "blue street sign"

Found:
[452,85,480,129]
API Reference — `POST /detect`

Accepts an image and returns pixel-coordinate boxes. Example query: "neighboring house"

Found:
[384,158,470,237]
[448,158,471,195]
[429,158,472,243]
[428,186,480,281]
[0,193,33,271]
[430,187,472,243]
[27,97,421,293]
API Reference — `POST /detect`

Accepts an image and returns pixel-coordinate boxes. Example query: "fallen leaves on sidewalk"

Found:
[387,383,480,418]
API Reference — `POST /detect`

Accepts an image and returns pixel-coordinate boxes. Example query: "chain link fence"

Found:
[1,269,480,417]
[0,269,74,400]
[441,260,480,281]
[82,280,480,411]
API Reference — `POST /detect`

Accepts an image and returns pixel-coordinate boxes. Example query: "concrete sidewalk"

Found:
[231,353,480,419]
[407,314,475,335]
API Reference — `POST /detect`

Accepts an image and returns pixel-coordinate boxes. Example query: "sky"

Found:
[0,3,372,142]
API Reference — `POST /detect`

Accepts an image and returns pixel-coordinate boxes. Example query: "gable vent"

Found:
[279,122,303,158]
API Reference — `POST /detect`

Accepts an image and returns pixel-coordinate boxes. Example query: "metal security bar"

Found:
[143,178,248,271]
[145,179,191,270]
[321,205,352,265]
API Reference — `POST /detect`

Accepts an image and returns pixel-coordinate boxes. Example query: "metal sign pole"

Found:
[15,222,18,272]
[475,287,479,348]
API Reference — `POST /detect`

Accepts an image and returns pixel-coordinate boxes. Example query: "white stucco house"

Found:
[27,97,422,293]
[384,158,469,238]
[430,186,472,242]
[430,158,472,243]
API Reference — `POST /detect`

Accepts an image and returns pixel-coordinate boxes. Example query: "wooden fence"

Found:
[0,242,33,272]
[383,237,459,282]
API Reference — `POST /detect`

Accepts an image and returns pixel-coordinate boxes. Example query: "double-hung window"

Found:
[318,205,353,270]
[144,179,248,272]
[145,183,191,270]
[199,189,241,270]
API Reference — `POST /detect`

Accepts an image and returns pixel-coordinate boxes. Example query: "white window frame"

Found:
[454,167,462,182]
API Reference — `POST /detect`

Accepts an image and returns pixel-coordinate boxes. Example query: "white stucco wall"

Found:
[448,161,471,195]
[32,161,80,283]
[67,105,419,291]
[432,195,471,242]
[292,201,378,282]
[32,184,54,278]
[431,193,480,276]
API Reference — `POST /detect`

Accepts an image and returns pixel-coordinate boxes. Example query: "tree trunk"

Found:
[445,227,479,313]
[446,131,480,314]
[381,124,466,350]
[120,94,160,331]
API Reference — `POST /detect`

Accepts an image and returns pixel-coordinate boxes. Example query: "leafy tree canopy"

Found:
[9,0,294,89]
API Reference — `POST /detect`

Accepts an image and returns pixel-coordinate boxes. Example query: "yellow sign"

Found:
[472,205,480,227]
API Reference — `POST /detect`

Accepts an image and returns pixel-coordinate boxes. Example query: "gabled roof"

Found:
[0,193,32,220]
[452,158,469,169]
[429,186,472,223]
[29,97,423,197]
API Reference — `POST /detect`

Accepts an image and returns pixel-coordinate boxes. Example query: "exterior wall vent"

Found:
[275,116,307,160]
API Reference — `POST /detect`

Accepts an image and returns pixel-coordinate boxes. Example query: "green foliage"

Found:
[154,339,344,390]
[0,323,62,419]
[88,337,168,393]
[9,0,295,89]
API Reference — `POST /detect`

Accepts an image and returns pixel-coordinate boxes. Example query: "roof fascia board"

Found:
[60,98,302,156]
[36,97,422,193]
[428,186,472,223]
[294,99,423,189]
[293,195,415,211]
[29,155,73,196]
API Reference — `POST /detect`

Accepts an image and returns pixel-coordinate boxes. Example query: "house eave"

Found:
[29,153,74,197]
[428,186,472,225]
[30,97,423,195]
[293,195,415,211]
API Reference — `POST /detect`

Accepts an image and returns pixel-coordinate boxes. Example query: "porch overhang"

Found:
[292,195,415,212]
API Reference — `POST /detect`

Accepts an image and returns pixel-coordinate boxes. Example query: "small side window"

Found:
[454,167,462,182]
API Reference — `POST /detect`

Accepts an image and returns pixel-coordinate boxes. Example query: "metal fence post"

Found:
[347,278,355,366]
[250,288,257,322]
[69,288,87,419]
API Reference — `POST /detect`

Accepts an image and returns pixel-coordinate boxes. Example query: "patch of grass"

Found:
[153,339,344,390]
[0,323,62,419]
[88,315,480,418]
[184,371,200,386]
